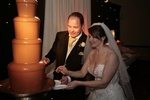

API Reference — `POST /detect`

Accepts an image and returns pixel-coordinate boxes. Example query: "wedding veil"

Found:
[83,22,135,100]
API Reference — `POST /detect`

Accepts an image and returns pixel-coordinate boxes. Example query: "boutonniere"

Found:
[79,42,85,47]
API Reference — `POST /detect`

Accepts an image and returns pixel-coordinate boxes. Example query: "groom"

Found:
[41,12,87,100]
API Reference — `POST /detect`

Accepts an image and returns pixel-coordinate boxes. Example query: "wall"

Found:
[109,0,150,46]
[109,0,150,60]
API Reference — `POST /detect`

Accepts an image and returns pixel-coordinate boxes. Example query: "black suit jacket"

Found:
[45,31,87,100]
[45,31,87,81]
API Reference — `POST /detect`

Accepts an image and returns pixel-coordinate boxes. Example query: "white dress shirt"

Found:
[65,32,82,83]
[66,32,82,60]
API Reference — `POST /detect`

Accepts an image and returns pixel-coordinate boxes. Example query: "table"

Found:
[123,52,140,66]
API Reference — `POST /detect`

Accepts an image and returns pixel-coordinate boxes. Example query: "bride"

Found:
[56,22,135,100]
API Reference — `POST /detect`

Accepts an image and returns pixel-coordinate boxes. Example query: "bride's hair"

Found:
[88,25,108,44]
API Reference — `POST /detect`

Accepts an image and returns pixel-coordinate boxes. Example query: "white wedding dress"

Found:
[87,64,127,100]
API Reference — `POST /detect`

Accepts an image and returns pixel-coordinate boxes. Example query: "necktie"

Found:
[69,36,76,47]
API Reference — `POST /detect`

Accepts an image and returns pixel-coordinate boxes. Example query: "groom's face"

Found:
[67,16,83,38]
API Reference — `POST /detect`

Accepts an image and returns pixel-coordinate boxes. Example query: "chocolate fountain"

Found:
[0,0,54,99]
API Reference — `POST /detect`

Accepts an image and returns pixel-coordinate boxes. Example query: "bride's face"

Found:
[88,34,102,48]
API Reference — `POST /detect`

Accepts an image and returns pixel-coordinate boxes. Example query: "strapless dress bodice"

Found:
[87,64,126,100]
[88,64,119,83]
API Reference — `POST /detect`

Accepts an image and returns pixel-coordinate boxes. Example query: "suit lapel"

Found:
[58,32,69,63]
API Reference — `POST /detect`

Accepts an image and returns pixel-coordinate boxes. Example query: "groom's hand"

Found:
[60,76,68,84]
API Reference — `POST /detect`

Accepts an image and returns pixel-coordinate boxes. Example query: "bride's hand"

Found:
[56,65,69,75]
[66,81,79,89]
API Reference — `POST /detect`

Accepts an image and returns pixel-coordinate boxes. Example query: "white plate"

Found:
[53,84,67,90]
[53,80,67,90]
[54,80,61,86]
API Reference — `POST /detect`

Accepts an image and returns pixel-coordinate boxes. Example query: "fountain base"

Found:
[0,78,54,100]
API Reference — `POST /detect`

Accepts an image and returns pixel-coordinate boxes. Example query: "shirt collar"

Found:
[69,32,82,39]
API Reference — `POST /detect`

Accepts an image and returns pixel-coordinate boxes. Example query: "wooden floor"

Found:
[128,60,150,100]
